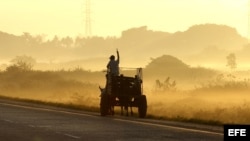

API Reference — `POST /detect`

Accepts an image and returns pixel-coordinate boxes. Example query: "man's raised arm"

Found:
[116,49,120,63]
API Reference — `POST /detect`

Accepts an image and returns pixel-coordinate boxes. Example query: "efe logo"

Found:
[228,129,246,136]
[224,125,250,141]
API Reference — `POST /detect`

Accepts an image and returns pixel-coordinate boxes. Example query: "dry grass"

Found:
[0,69,250,125]
[145,75,250,124]
[0,70,100,107]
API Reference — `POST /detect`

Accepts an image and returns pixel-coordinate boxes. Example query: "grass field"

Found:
[0,68,250,125]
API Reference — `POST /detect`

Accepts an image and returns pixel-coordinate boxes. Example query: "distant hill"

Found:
[144,55,217,84]
[0,24,249,71]
[145,55,189,71]
[113,24,248,69]
[130,24,247,56]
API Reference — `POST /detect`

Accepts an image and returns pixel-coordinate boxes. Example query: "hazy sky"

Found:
[0,0,248,39]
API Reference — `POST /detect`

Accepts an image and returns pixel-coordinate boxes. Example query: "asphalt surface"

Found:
[0,99,223,141]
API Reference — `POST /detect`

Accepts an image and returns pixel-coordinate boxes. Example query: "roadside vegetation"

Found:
[0,59,102,109]
[147,73,250,125]
[0,55,250,125]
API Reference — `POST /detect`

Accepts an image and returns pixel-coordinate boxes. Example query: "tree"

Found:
[61,36,73,48]
[226,53,237,70]
[8,55,36,71]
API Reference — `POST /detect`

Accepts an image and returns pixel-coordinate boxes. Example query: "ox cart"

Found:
[99,68,147,118]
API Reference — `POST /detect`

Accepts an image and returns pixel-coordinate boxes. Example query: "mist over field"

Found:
[1,24,250,124]
[0,24,249,71]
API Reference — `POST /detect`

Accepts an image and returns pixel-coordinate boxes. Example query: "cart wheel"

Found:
[138,95,147,118]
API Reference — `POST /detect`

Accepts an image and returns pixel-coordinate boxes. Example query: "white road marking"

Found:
[29,125,36,128]
[37,125,52,128]
[0,102,98,118]
[64,133,81,139]
[3,119,14,123]
[0,101,223,137]
[114,119,223,136]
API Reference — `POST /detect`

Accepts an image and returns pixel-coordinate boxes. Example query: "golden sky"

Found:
[0,0,248,38]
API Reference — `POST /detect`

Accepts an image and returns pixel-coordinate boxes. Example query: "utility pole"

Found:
[85,0,91,37]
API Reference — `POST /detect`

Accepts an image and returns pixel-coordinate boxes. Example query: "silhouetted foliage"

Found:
[7,55,36,72]
[0,24,247,66]
[155,77,176,91]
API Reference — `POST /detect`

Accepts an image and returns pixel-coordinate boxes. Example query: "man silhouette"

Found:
[107,49,120,76]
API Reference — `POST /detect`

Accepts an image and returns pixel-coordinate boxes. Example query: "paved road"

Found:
[0,99,223,141]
